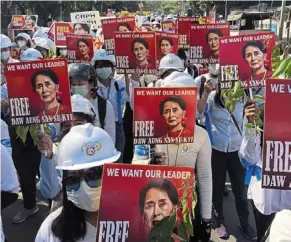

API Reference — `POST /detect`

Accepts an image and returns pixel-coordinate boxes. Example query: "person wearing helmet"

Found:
[35,123,120,242]
[178,48,199,79]
[20,48,43,61]
[132,71,212,241]
[15,33,31,52]
[68,63,116,142]
[197,66,257,240]
[34,37,51,59]
[92,49,128,162]
[55,47,67,58]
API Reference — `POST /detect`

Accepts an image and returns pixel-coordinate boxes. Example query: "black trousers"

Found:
[252,201,275,242]
[123,102,134,164]
[1,191,18,210]
[13,146,41,209]
[212,149,249,228]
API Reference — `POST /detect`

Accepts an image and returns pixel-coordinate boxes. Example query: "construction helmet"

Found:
[71,94,96,121]
[20,48,43,61]
[91,49,116,66]
[0,34,12,49]
[159,53,184,74]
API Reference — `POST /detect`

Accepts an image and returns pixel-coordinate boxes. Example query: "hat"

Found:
[91,49,116,66]
[71,94,96,120]
[0,34,12,48]
[34,37,50,50]
[15,33,31,41]
[162,71,196,87]
[20,48,43,61]
[56,123,120,170]
[159,53,184,74]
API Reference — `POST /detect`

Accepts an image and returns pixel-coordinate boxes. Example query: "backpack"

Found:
[97,93,107,130]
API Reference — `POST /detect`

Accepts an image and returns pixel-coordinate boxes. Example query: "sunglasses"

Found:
[63,166,103,192]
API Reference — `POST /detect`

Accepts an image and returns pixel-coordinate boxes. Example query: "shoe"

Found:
[12,206,39,224]
[242,224,257,241]
[214,223,229,239]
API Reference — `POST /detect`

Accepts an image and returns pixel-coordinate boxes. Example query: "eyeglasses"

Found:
[63,167,103,192]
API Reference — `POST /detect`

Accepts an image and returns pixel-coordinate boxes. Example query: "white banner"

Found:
[70,11,100,26]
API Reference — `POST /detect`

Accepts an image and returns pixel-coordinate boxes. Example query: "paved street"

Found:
[2,185,256,242]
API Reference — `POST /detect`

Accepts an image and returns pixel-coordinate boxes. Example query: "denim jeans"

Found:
[211,149,250,228]
[115,122,125,163]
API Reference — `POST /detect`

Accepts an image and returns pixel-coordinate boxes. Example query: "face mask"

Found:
[59,49,67,56]
[66,181,101,212]
[17,40,27,48]
[0,51,10,61]
[71,85,89,97]
[96,67,112,80]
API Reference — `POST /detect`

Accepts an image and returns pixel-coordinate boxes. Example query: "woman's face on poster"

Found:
[143,188,174,230]
[207,33,219,52]
[74,24,88,35]
[78,42,89,56]
[25,16,33,25]
[162,101,185,129]
[133,42,148,62]
[118,25,130,32]
[35,74,58,104]
[160,40,172,55]
[245,46,266,71]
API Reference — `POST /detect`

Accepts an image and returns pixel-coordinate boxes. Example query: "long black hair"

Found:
[51,170,86,242]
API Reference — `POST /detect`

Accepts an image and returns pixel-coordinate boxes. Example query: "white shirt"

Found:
[1,119,12,155]
[89,98,116,144]
[35,207,96,242]
[239,128,291,215]
[269,209,291,241]
[1,144,19,194]
[204,91,244,152]
[97,78,127,122]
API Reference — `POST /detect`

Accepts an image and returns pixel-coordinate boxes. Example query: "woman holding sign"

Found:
[31,69,69,117]
[131,38,154,69]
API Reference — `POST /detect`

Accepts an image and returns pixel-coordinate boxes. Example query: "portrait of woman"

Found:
[74,23,90,35]
[116,22,132,32]
[31,69,69,117]
[159,37,174,58]
[21,15,37,31]
[205,29,222,61]
[139,179,178,231]
[77,39,91,61]
[159,96,193,139]
[131,38,153,69]
[241,41,272,83]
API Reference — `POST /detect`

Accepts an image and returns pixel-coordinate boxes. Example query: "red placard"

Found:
[161,20,177,34]
[102,17,135,54]
[98,164,195,242]
[11,15,38,30]
[189,23,230,65]
[199,66,209,75]
[5,59,72,125]
[262,78,291,190]
[219,32,275,89]
[178,16,207,49]
[115,32,157,75]
[155,32,179,68]
[53,22,74,47]
[66,34,94,63]
[133,87,197,145]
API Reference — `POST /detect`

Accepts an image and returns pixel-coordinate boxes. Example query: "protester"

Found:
[91,49,128,162]
[35,123,120,241]
[20,48,43,61]
[197,65,257,240]
[34,37,52,59]
[15,32,31,53]
[55,47,67,58]
[0,34,19,63]
[1,119,12,155]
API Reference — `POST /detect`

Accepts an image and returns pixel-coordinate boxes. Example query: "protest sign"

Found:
[199,66,209,75]
[219,32,275,89]
[178,16,207,48]
[155,32,179,67]
[72,23,91,35]
[209,10,216,23]
[133,87,197,145]
[115,32,157,75]
[262,78,291,190]
[98,164,196,242]
[66,34,94,63]
[161,20,177,34]
[102,17,135,54]
[50,22,74,47]
[70,11,100,26]
[189,23,230,65]
[11,15,38,30]
[5,59,72,125]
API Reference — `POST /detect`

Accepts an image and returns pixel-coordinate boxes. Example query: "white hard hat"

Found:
[91,49,116,66]
[56,123,120,170]
[162,71,196,88]
[15,33,31,41]
[166,14,174,19]
[0,34,12,48]
[71,94,96,119]
[155,16,162,22]
[159,54,184,74]
[20,48,43,61]
[32,30,48,40]
[34,37,50,50]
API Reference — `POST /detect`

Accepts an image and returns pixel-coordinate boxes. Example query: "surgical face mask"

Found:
[1,51,10,61]
[96,67,112,80]
[71,85,89,97]
[66,181,101,212]
[59,49,67,56]
[17,40,27,48]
